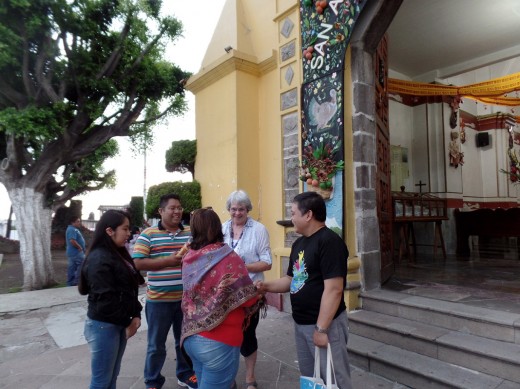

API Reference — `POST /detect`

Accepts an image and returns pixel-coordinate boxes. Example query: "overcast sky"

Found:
[0,1,226,220]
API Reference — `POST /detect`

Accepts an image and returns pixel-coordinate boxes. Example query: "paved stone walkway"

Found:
[0,286,404,388]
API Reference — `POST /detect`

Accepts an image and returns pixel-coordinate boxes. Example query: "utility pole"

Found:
[143,148,147,224]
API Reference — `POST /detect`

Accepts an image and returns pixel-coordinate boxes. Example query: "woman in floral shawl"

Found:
[181,208,261,389]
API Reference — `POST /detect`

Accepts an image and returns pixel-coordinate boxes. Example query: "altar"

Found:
[392,190,448,262]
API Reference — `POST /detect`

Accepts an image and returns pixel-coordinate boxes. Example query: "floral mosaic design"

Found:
[300,73,344,201]
[302,72,343,138]
[300,0,365,83]
[298,0,365,234]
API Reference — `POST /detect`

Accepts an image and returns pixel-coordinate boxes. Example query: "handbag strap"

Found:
[313,346,321,379]
[314,344,338,388]
[326,343,337,387]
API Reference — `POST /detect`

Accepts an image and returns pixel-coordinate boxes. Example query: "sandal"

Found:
[245,382,258,389]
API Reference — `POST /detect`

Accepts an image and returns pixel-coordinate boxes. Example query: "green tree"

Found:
[128,196,145,228]
[165,139,196,179]
[0,0,190,290]
[146,181,201,220]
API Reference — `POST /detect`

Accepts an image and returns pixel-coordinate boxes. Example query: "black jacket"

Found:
[83,247,142,327]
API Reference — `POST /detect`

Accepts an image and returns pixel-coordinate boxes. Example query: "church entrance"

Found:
[380,0,520,302]
[353,0,520,298]
[385,238,520,311]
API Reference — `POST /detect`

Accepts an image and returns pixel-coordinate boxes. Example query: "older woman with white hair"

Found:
[222,190,272,389]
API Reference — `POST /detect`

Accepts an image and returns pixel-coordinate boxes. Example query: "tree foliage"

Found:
[165,139,196,178]
[0,0,190,207]
[0,0,191,290]
[128,196,145,228]
[146,181,201,221]
[52,200,83,234]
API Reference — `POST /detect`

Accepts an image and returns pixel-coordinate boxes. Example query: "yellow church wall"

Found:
[234,62,290,281]
[256,69,287,280]
[235,71,261,214]
[193,73,239,217]
[237,2,279,65]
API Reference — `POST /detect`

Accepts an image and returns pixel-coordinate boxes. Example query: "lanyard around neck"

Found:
[230,223,244,249]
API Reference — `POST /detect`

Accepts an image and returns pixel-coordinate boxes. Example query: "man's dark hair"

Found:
[69,215,80,224]
[293,192,326,222]
[159,193,181,209]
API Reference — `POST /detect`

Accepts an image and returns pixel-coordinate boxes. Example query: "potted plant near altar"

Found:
[299,138,344,199]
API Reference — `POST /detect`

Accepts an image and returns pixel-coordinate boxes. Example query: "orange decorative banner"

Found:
[388,72,520,106]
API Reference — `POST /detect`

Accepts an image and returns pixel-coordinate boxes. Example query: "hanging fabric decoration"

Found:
[388,72,520,106]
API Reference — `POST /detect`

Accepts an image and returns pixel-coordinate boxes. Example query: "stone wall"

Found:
[0,236,19,254]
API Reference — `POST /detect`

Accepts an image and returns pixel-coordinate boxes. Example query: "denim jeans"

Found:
[67,252,85,286]
[183,335,239,389]
[144,301,193,388]
[84,318,127,389]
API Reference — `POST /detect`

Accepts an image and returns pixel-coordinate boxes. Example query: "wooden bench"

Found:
[454,208,520,255]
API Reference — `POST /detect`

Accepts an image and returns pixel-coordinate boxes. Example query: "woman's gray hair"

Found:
[226,190,253,212]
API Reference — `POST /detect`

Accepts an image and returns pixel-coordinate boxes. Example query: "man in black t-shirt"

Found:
[257,192,352,389]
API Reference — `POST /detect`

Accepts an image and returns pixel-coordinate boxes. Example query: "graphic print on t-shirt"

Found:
[290,251,308,294]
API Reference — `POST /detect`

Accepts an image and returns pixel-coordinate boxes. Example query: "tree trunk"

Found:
[10,187,56,290]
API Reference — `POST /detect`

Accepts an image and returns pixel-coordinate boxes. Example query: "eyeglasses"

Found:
[230,207,247,213]
[166,206,183,212]
[190,206,213,216]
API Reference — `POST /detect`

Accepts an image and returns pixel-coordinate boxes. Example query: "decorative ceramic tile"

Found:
[281,88,297,111]
[280,41,295,62]
[283,112,299,137]
[285,65,294,85]
[281,17,294,38]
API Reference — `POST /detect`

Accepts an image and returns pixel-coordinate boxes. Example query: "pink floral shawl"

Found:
[180,243,259,345]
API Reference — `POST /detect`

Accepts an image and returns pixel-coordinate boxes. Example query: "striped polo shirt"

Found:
[132,221,191,302]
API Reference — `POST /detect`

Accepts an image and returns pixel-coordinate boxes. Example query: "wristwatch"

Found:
[314,324,329,334]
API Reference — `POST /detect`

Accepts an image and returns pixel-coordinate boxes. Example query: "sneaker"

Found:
[177,374,198,389]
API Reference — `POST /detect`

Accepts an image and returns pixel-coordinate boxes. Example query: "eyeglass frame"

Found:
[161,206,184,212]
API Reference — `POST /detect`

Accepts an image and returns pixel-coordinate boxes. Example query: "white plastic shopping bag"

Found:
[300,344,339,389]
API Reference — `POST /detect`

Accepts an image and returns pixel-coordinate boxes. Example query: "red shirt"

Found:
[198,296,258,346]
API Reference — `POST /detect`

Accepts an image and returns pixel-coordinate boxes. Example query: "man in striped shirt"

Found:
[133,193,197,389]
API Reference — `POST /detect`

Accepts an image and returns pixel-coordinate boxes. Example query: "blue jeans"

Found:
[183,335,239,389]
[144,301,193,388]
[67,252,85,286]
[84,318,127,389]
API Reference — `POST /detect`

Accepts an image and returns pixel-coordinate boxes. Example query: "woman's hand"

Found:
[125,317,141,339]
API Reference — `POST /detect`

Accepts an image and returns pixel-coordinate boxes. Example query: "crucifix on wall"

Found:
[415,180,427,194]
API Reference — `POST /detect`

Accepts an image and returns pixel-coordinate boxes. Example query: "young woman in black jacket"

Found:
[79,210,145,389]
